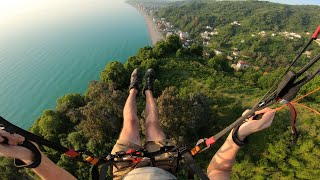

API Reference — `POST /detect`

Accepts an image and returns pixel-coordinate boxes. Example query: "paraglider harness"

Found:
[1,25,320,180]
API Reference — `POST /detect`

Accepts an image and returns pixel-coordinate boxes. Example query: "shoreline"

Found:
[129,3,164,46]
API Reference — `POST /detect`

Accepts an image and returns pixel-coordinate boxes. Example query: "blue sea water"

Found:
[0,0,151,129]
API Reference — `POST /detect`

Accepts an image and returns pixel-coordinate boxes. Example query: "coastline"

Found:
[130,3,164,46]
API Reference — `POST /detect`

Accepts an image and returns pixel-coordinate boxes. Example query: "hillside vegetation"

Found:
[154,0,320,69]
[1,1,320,179]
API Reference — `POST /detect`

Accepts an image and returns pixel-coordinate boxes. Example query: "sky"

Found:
[0,0,318,26]
[0,0,123,19]
[0,0,319,18]
[266,0,320,5]
[0,0,124,34]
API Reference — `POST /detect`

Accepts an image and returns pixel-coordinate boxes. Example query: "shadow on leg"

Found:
[145,90,166,142]
[118,89,141,146]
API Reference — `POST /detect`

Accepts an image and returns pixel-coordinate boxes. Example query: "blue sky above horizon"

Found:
[266,0,320,5]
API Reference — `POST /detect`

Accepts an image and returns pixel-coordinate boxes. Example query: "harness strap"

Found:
[179,147,209,180]
[14,140,42,168]
[0,116,77,156]
[99,161,113,180]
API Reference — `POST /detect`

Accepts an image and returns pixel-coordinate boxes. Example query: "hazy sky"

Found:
[0,0,125,34]
[266,0,320,5]
[0,0,124,19]
[0,0,318,22]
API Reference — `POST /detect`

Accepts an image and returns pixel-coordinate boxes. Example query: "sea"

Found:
[0,0,151,129]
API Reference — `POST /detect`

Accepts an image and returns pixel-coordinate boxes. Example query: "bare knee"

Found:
[145,122,165,140]
[145,120,160,129]
[123,117,140,128]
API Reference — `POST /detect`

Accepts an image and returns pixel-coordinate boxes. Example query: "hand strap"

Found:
[232,124,248,146]
[14,140,42,168]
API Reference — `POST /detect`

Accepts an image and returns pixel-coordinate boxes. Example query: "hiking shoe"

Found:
[143,69,155,95]
[129,68,142,92]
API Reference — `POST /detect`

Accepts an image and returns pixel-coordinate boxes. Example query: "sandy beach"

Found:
[133,5,164,46]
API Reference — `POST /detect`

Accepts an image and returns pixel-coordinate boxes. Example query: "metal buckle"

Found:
[196,138,210,153]
[178,146,188,154]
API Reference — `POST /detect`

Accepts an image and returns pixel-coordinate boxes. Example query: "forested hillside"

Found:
[1,1,320,179]
[154,0,320,69]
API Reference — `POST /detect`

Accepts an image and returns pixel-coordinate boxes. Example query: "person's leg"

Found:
[143,69,166,141]
[117,68,142,146]
[145,90,166,141]
[118,88,141,145]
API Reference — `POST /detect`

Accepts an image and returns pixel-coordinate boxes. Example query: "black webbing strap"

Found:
[99,161,113,180]
[0,116,82,159]
[179,147,209,180]
[90,160,113,180]
[14,140,42,168]
[0,116,70,153]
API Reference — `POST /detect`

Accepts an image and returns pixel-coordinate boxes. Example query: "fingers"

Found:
[242,108,275,121]
[256,109,276,129]
[0,130,25,145]
[255,107,274,115]
[0,130,33,161]
[0,143,34,161]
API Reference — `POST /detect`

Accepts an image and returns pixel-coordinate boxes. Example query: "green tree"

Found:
[100,61,127,89]
[190,43,203,57]
[153,41,169,58]
[141,58,159,71]
[208,55,232,73]
[56,93,85,112]
[166,35,182,53]
[156,86,212,145]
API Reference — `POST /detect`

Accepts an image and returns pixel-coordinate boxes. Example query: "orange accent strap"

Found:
[86,156,99,165]
[276,86,320,112]
[291,86,320,104]
[293,102,320,115]
[191,146,200,156]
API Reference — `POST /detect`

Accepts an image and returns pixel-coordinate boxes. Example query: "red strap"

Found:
[312,25,320,40]
[286,102,299,144]
[126,148,135,154]
[287,102,297,133]
[131,157,143,163]
[205,137,216,146]
[65,149,79,158]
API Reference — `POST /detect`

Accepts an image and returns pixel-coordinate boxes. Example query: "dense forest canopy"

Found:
[153,0,320,70]
[1,1,320,179]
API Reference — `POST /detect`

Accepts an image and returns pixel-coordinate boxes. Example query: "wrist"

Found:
[237,124,253,141]
[232,124,249,146]
[15,140,42,169]
[237,127,247,141]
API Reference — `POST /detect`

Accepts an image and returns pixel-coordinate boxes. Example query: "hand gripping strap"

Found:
[232,124,248,146]
[14,140,42,168]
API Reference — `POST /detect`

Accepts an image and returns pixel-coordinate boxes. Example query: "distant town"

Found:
[135,2,320,71]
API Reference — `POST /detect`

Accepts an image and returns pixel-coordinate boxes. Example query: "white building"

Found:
[235,61,249,70]
[214,49,222,55]
[231,21,241,26]
[179,32,189,40]
[259,31,267,37]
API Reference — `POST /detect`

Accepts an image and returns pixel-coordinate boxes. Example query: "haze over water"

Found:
[0,0,151,128]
